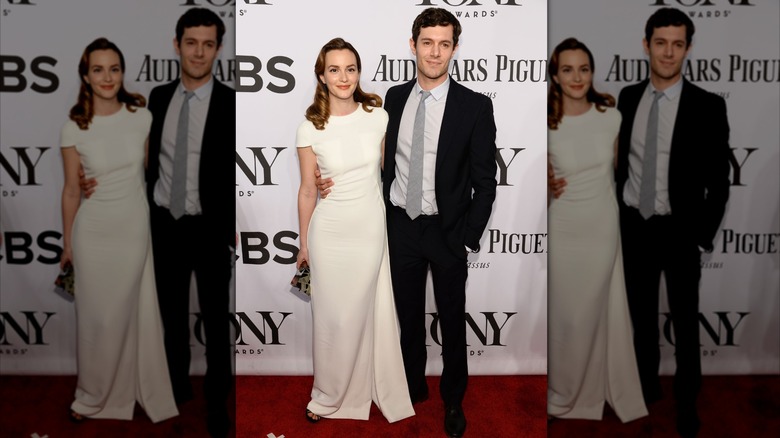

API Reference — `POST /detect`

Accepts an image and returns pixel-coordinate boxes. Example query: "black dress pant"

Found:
[150,204,233,414]
[387,205,468,407]
[620,205,702,409]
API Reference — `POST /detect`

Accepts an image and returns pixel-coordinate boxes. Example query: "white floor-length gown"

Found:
[547,105,647,423]
[62,106,178,422]
[296,106,415,423]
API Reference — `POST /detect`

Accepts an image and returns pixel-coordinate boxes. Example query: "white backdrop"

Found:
[0,0,235,375]
[3,1,776,378]
[235,0,549,375]
[549,0,780,375]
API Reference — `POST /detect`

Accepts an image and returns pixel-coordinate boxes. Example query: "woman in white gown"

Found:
[546,37,647,423]
[59,38,177,423]
[295,37,415,424]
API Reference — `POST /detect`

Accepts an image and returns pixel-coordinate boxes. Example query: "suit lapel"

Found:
[202,80,221,155]
[669,79,692,160]
[156,80,178,120]
[625,80,647,126]
[435,79,463,174]
[149,80,179,179]
[385,80,415,175]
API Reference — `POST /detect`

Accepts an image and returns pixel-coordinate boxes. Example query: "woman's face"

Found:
[318,49,359,104]
[83,49,123,103]
[553,49,592,102]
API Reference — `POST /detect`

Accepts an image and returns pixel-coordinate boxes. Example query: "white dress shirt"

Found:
[390,77,450,215]
[624,78,683,216]
[153,77,213,215]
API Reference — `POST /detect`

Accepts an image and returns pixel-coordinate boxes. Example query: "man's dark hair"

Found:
[645,7,695,47]
[412,7,462,47]
[176,7,226,47]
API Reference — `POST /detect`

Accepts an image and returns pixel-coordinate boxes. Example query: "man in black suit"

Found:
[615,8,730,438]
[144,8,234,438]
[382,8,497,437]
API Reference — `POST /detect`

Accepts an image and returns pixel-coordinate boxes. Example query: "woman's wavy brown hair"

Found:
[69,37,146,130]
[305,37,382,130]
[547,37,615,130]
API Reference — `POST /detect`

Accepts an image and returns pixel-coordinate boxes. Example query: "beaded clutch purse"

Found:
[54,263,75,301]
[291,263,311,297]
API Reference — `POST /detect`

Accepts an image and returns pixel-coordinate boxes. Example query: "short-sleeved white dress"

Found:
[61,106,177,423]
[296,106,414,422]
[547,105,647,422]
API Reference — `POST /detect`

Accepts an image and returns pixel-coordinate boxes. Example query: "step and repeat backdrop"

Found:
[236,0,549,375]
[549,0,779,375]
[3,0,776,378]
[1,0,236,375]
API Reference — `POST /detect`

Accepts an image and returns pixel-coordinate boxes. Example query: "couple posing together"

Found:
[59,7,233,437]
[294,7,497,438]
[546,7,730,438]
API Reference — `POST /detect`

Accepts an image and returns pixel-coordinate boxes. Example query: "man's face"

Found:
[643,25,689,87]
[410,25,457,87]
[175,25,221,87]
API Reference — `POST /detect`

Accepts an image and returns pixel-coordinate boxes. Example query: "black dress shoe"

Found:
[207,407,230,438]
[444,405,467,437]
[642,385,663,405]
[410,389,429,405]
[676,407,700,438]
[174,388,194,405]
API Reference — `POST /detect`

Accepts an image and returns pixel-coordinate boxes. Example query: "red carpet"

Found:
[0,375,231,438]
[240,375,547,438]
[2,374,778,437]
[548,375,780,438]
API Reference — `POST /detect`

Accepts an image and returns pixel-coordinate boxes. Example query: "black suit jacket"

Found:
[383,78,497,254]
[615,79,730,252]
[145,78,236,247]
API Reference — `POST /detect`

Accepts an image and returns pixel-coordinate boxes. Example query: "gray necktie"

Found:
[639,90,663,220]
[169,90,193,220]
[406,90,431,220]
